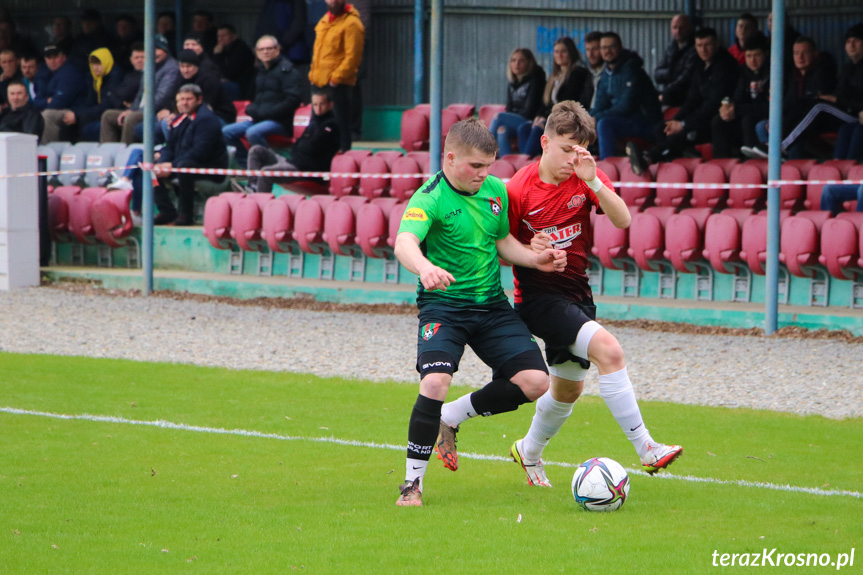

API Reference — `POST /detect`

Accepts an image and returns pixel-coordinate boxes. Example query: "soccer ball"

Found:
[571,457,630,512]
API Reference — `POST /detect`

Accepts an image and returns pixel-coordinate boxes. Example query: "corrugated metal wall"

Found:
[5,1,861,108]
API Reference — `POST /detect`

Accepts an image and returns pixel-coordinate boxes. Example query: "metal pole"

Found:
[684,0,696,20]
[142,0,156,295]
[175,0,184,56]
[765,0,785,334]
[414,0,424,107]
[429,0,442,174]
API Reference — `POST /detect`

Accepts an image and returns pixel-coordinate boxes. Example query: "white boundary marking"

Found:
[2,406,860,500]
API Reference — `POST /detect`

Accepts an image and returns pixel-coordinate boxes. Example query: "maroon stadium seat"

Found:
[323,195,369,256]
[663,207,713,273]
[706,158,740,177]
[489,159,515,179]
[782,159,817,179]
[202,191,245,250]
[400,108,430,152]
[843,166,863,212]
[329,154,361,197]
[618,164,654,210]
[590,212,630,270]
[440,109,460,142]
[446,103,476,120]
[48,186,81,241]
[478,104,506,128]
[374,150,404,167]
[356,197,401,258]
[740,210,792,275]
[727,164,765,210]
[414,103,431,118]
[261,194,305,253]
[654,162,691,208]
[91,189,134,248]
[595,160,619,183]
[359,155,391,199]
[231,193,274,252]
[68,187,108,244]
[805,165,842,210]
[779,164,805,210]
[387,202,410,248]
[293,195,338,254]
[821,159,856,178]
[819,213,863,280]
[691,163,728,209]
[779,211,831,278]
[703,208,754,274]
[390,156,424,202]
[743,158,768,178]
[670,157,702,176]
[627,207,676,271]
[501,154,533,172]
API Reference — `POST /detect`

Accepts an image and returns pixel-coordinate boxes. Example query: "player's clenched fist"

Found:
[536,248,567,273]
[418,265,456,291]
[530,232,553,253]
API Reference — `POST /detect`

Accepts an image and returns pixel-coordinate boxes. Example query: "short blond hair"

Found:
[444,117,499,157]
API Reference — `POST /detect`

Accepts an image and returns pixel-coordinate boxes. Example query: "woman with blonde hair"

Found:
[488,47,546,155]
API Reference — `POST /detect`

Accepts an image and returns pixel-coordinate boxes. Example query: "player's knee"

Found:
[419,372,451,400]
[588,330,626,372]
[513,370,549,402]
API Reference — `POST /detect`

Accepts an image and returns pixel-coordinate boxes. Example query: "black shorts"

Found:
[515,293,597,369]
[415,300,547,380]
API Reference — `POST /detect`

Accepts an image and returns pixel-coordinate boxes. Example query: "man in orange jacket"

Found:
[309,0,364,152]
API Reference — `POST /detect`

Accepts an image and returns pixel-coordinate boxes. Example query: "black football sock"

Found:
[468,378,530,417]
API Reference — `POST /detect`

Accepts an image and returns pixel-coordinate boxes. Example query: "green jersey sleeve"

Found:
[397,190,437,241]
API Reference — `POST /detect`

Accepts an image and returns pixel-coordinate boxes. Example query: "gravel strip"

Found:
[0,286,860,420]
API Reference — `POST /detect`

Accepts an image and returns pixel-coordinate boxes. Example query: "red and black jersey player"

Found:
[506,100,682,486]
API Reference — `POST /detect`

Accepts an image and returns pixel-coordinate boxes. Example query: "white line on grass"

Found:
[2,406,860,500]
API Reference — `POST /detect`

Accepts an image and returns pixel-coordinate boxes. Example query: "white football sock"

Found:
[405,458,426,492]
[520,391,575,463]
[598,367,653,458]
[440,393,478,428]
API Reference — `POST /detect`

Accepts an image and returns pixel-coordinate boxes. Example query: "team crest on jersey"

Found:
[488,197,502,216]
[403,207,428,221]
[421,322,441,340]
[567,194,586,209]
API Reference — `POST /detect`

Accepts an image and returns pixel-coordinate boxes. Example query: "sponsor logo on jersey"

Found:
[538,222,582,249]
[421,322,441,340]
[403,207,428,221]
[445,208,462,219]
[567,194,586,209]
[489,197,502,216]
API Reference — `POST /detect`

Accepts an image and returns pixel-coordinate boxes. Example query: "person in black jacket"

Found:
[0,80,44,140]
[222,35,303,167]
[517,37,590,157]
[167,50,235,125]
[654,14,698,107]
[488,47,545,155]
[711,37,770,158]
[213,24,255,100]
[152,84,228,225]
[242,87,340,194]
[629,28,738,172]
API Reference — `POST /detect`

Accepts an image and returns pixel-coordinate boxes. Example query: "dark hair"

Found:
[738,13,759,28]
[193,10,214,22]
[157,12,176,24]
[81,9,102,24]
[130,41,145,53]
[6,79,26,90]
[584,31,602,44]
[312,86,333,101]
[600,32,622,47]
[544,100,596,145]
[445,117,498,157]
[217,24,237,34]
[695,27,718,41]
[793,36,817,51]
[116,14,136,26]
[846,23,863,42]
[742,36,769,53]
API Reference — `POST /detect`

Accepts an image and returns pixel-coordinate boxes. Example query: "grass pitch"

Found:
[0,352,860,574]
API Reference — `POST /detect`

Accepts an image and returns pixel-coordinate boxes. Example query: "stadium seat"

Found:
[501,154,533,172]
[663,207,713,273]
[323,195,369,256]
[779,211,831,278]
[590,211,630,270]
[478,104,506,128]
[68,187,109,244]
[743,158,768,178]
[805,165,842,210]
[706,158,740,177]
[727,164,765,210]
[703,208,754,274]
[47,185,80,241]
[293,195,338,254]
[356,197,400,258]
[690,163,727,209]
[387,202,409,248]
[595,160,619,183]
[783,158,817,179]
[414,103,431,118]
[261,194,305,253]
[670,157,702,176]
[37,145,60,173]
[400,108,430,152]
[819,213,863,280]
[91,189,135,248]
[778,164,805,210]
[654,162,691,208]
[84,143,123,187]
[842,166,863,212]
[489,159,515,179]
[446,103,476,120]
[390,156,424,201]
[373,150,404,167]
[329,154,361,197]
[233,100,251,122]
[821,159,856,178]
[359,155,391,199]
[231,193,274,252]
[57,144,88,187]
[618,164,654,210]
[627,207,676,271]
[739,210,792,275]
[202,191,245,250]
[441,109,460,142]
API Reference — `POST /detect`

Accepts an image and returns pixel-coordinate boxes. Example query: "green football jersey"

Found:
[397,171,510,306]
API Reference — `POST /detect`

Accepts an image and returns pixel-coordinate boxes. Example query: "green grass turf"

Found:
[0,352,861,574]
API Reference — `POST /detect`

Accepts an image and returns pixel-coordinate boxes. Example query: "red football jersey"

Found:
[507,162,614,304]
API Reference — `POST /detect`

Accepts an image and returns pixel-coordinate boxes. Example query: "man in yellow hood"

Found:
[309,0,364,151]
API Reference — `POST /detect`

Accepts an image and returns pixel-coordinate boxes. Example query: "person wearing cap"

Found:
[99,35,178,144]
[41,47,124,143]
[150,83,227,226]
[32,44,87,116]
[169,49,234,125]
[182,33,220,81]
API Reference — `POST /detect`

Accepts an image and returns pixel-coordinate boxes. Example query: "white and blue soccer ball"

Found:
[571,457,630,512]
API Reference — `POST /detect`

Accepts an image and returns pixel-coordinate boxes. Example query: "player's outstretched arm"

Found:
[394,232,456,291]
[572,145,631,229]
[496,233,566,273]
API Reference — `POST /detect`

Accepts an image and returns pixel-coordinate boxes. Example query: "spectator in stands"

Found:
[255,0,311,68]
[0,49,21,108]
[172,49,235,126]
[711,36,770,159]
[0,79,44,140]
[241,87,340,194]
[50,16,75,56]
[309,0,365,152]
[19,55,40,100]
[590,32,661,160]
[33,44,87,119]
[42,48,123,143]
[728,14,765,66]
[221,35,303,167]
[767,10,800,73]
[190,10,217,56]
[212,24,255,100]
[583,31,604,109]
[182,33,220,80]
[112,15,142,74]
[654,14,698,107]
[71,10,110,66]
[820,181,863,215]
[0,13,38,60]
[833,112,863,161]
[518,37,590,157]
[157,12,177,56]
[151,84,228,226]
[100,36,178,144]
[488,48,546,156]
[114,43,144,110]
